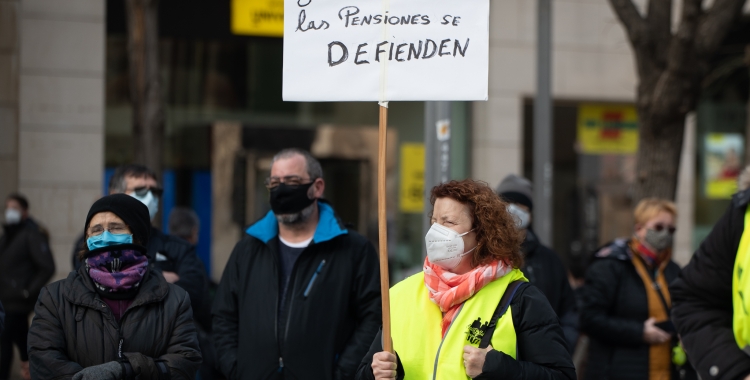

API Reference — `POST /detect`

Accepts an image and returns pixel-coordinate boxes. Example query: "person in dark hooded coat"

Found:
[27,194,201,380]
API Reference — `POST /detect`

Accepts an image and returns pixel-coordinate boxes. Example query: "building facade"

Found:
[1,0,748,284]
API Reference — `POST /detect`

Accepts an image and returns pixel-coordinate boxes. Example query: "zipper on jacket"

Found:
[98,299,123,359]
[284,267,299,343]
[273,249,280,352]
[118,327,124,359]
[303,260,327,298]
[432,303,464,380]
[282,244,316,344]
[271,240,283,373]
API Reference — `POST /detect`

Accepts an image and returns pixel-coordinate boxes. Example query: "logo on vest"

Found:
[467,317,490,345]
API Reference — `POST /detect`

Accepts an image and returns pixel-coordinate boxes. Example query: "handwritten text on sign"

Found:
[282,0,489,101]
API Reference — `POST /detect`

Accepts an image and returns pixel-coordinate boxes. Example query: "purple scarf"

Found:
[86,248,148,294]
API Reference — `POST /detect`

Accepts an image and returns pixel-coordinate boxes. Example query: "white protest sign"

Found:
[282,0,489,102]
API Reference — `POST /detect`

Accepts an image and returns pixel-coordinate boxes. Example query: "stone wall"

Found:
[1,0,105,281]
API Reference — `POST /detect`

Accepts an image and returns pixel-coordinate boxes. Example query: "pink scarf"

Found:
[423,257,512,336]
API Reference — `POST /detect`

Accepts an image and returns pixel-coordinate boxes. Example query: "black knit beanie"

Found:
[84,194,151,248]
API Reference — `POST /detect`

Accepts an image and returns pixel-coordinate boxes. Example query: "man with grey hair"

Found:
[213,148,382,380]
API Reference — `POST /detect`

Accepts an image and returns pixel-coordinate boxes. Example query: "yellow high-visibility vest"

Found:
[734,206,750,353]
[390,269,527,379]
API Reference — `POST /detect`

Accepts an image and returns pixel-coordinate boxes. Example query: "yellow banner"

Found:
[400,144,425,213]
[577,104,638,154]
[231,0,284,37]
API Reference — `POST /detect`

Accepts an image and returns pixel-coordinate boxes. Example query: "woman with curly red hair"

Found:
[356,179,576,380]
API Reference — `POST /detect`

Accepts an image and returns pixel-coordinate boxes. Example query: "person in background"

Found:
[27,194,201,379]
[579,198,683,380]
[669,169,750,379]
[0,193,55,380]
[357,179,575,380]
[213,148,381,379]
[167,206,220,380]
[496,174,578,353]
[168,207,200,245]
[71,166,210,331]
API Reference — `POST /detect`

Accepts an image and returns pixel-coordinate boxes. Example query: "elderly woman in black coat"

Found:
[27,194,201,380]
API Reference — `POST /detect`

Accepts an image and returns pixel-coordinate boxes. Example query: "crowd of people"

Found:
[2,147,750,379]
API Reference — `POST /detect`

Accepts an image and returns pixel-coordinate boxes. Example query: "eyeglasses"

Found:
[88,223,130,236]
[264,175,313,189]
[132,186,163,197]
[651,223,676,234]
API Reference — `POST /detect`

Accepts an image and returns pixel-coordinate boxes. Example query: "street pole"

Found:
[423,101,452,255]
[533,0,553,244]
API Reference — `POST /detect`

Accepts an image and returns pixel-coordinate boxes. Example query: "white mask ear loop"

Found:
[457,229,474,237]
[459,229,476,256]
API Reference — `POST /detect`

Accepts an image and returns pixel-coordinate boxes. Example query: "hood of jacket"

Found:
[245,200,348,245]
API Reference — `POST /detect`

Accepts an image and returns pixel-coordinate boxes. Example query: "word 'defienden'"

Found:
[327,39,470,66]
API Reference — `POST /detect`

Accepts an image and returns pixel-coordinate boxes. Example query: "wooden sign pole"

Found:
[377,104,393,353]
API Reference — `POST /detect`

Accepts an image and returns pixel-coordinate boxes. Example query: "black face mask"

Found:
[269,183,316,215]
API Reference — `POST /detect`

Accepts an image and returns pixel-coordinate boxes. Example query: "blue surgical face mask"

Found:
[86,231,134,251]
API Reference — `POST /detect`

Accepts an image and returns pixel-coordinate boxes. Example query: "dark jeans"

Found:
[0,312,29,380]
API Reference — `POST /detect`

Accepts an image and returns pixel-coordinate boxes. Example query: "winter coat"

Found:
[355,282,577,380]
[579,239,680,380]
[0,300,4,335]
[670,189,750,379]
[147,228,211,330]
[521,229,578,351]
[71,228,211,330]
[27,266,202,380]
[212,202,382,380]
[0,218,55,313]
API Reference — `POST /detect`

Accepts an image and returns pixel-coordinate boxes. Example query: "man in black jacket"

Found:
[497,175,578,352]
[0,193,55,380]
[213,148,382,380]
[671,188,750,379]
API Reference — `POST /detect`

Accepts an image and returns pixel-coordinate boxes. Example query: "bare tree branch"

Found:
[646,0,673,67]
[696,0,747,57]
[608,0,649,48]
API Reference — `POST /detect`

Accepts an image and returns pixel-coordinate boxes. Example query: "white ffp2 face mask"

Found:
[425,223,476,270]
[507,204,531,230]
[4,208,21,225]
[130,190,159,221]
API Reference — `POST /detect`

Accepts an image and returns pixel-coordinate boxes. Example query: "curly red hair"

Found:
[430,179,524,268]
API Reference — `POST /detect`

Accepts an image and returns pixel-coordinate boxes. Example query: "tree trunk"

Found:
[607,0,748,203]
[633,115,686,201]
[630,57,696,202]
[126,0,163,178]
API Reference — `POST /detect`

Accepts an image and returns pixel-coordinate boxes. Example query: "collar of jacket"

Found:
[245,200,348,244]
[2,217,31,236]
[63,266,169,311]
[521,228,540,257]
[734,188,750,208]
[594,238,632,261]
